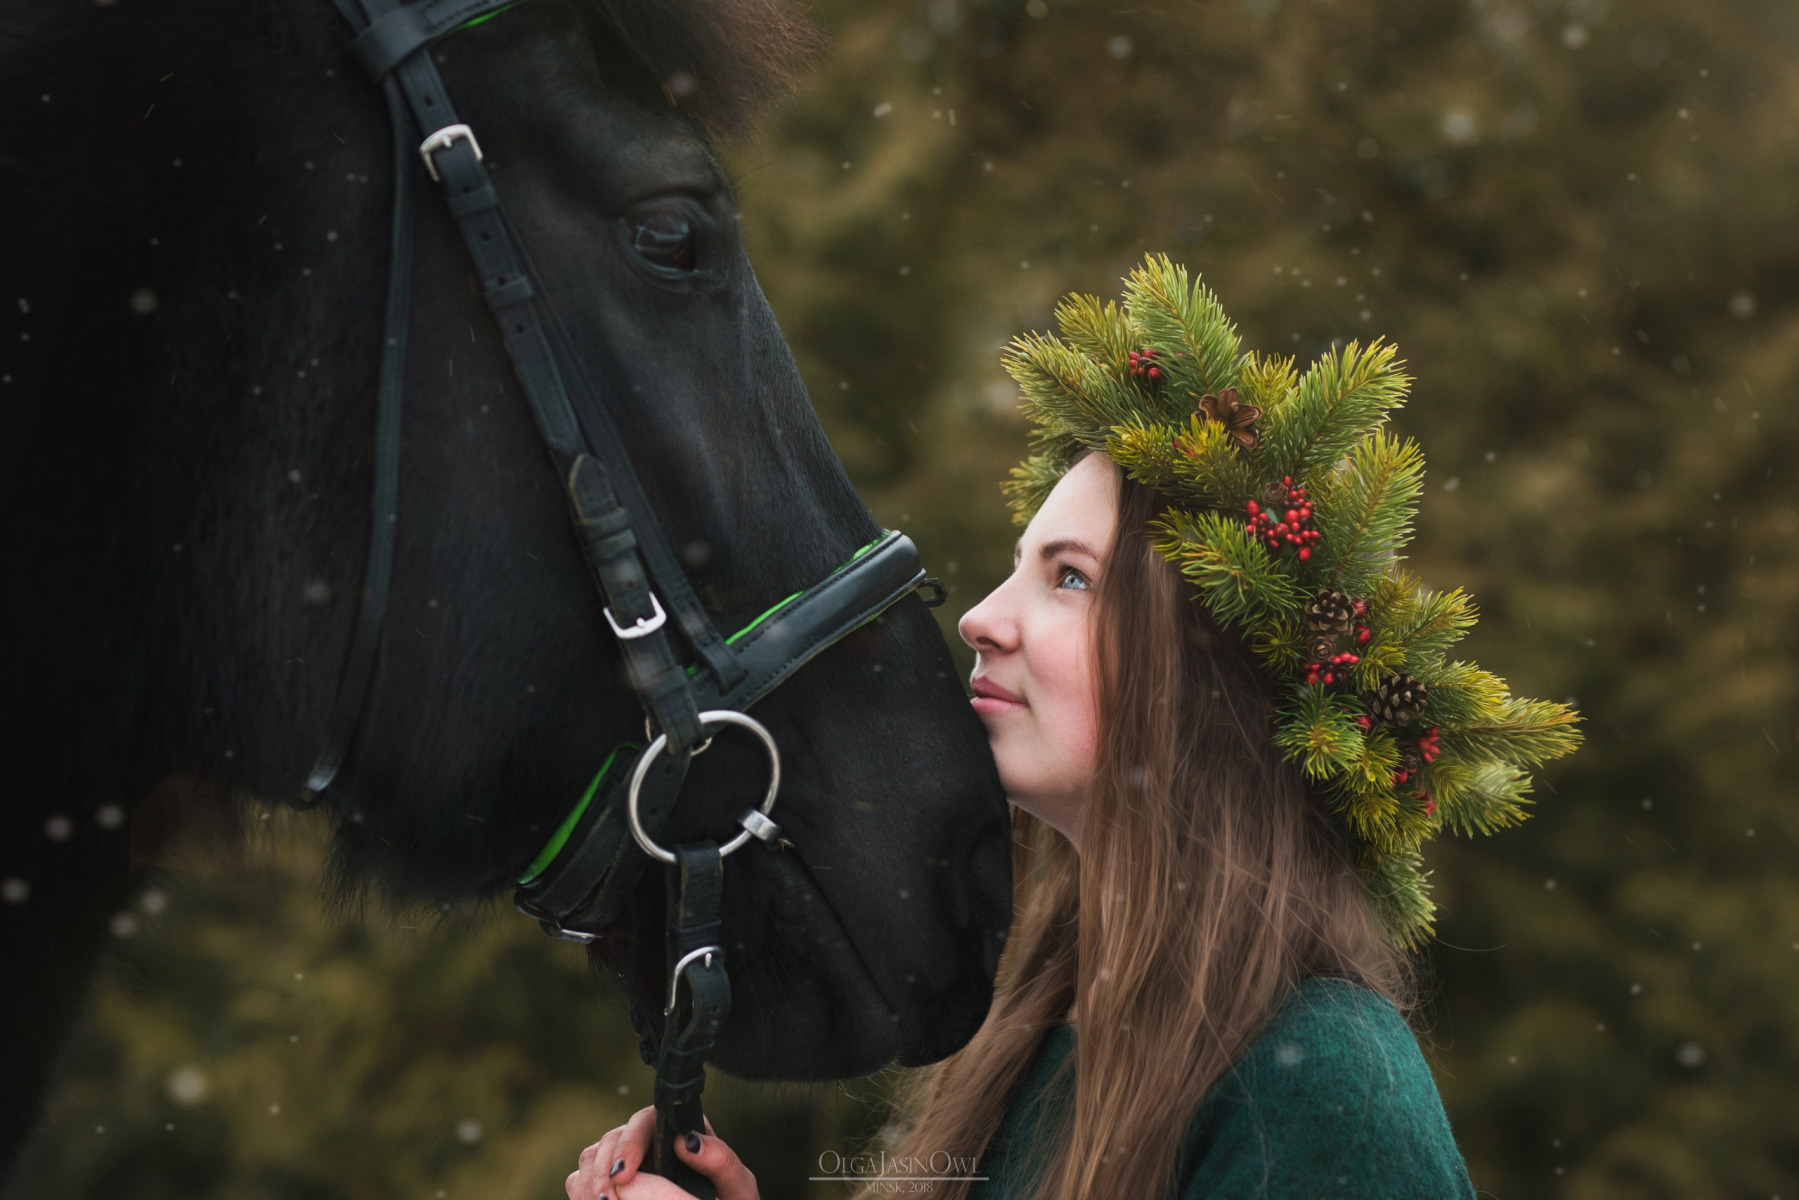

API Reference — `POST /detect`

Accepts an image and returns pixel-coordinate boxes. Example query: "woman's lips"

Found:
[970,676,1027,715]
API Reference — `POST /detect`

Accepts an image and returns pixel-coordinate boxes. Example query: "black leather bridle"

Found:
[302,0,942,1191]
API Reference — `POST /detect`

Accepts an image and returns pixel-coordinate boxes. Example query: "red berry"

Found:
[1423,799,1437,818]
[1298,547,1311,561]
[1147,367,1161,380]
[1246,500,1260,516]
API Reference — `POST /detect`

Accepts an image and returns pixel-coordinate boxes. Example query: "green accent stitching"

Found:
[450,0,527,34]
[683,532,895,676]
[724,532,891,644]
[517,743,632,885]
[727,591,803,646]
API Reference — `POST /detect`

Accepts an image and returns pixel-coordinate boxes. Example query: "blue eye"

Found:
[1057,565,1091,591]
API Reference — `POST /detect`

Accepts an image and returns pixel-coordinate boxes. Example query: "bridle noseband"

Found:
[302,1,942,1191]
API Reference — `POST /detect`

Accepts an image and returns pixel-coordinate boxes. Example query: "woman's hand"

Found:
[566,1106,759,1200]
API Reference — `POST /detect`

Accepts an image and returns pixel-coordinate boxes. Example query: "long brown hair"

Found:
[860,458,1411,1200]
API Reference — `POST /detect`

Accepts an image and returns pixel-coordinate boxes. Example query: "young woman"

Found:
[567,450,1476,1200]
[566,260,1578,1199]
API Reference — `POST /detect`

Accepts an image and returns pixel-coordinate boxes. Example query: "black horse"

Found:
[0,0,1011,1175]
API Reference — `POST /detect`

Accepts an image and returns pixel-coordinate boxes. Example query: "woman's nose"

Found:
[958,576,1018,654]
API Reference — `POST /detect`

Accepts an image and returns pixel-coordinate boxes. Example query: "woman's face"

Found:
[957,452,1118,849]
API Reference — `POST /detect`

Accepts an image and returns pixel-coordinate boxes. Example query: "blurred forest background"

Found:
[9,0,1799,1197]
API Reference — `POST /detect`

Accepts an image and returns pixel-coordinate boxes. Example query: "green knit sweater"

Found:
[963,977,1477,1199]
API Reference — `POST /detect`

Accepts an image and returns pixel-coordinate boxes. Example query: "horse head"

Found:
[0,0,1011,1164]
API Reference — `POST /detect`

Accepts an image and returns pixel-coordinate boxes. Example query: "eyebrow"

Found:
[1013,536,1103,566]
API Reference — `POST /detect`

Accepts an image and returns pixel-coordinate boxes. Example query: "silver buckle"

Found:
[665,945,723,1014]
[418,123,483,183]
[604,592,668,641]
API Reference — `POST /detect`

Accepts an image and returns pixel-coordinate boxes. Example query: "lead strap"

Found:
[654,842,730,1200]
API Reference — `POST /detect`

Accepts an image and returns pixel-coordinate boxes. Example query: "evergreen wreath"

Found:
[1001,254,1583,947]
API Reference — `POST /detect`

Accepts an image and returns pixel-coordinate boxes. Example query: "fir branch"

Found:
[1349,638,1408,694]
[1445,696,1584,767]
[1107,420,1210,504]
[1359,849,1436,949]
[1259,338,1411,481]
[1273,687,1365,781]
[1123,254,1243,396]
[1154,509,1305,628]
[1349,725,1404,797]
[1251,611,1306,677]
[1315,430,1425,596]
[1425,756,1535,838]
[1395,586,1480,674]
[1003,332,1133,439]
[1411,660,1509,728]
[1237,350,1298,427]
[1053,294,1139,381]
[1003,437,1081,523]
[1330,767,1404,853]
[1350,574,1418,692]
[1173,413,1260,506]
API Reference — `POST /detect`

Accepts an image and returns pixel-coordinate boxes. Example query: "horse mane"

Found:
[586,0,825,143]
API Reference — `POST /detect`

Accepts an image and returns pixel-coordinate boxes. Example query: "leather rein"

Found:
[299,0,942,1191]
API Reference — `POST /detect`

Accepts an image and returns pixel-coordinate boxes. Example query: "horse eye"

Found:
[627,209,697,272]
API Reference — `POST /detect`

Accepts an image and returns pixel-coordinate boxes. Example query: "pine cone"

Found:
[1261,480,1290,508]
[1398,741,1424,775]
[1305,634,1337,662]
[1305,588,1355,636]
[1198,387,1262,451]
[1368,674,1429,727]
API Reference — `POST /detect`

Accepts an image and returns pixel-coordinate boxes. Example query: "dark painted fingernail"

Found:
[685,1131,701,1154]
[610,1159,624,1177]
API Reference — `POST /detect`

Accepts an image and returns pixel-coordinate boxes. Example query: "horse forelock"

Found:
[581,0,825,144]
